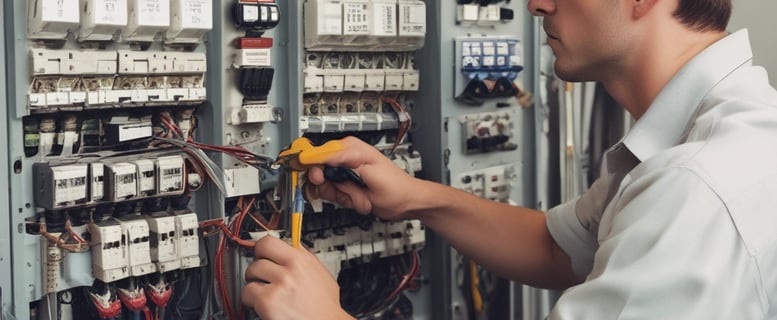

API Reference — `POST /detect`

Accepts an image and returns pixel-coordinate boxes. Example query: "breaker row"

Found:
[304,0,426,51]
[28,0,215,43]
[33,154,189,210]
[37,210,201,294]
[29,49,207,109]
[304,52,419,93]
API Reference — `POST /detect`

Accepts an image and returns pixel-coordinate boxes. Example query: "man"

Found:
[243,0,777,318]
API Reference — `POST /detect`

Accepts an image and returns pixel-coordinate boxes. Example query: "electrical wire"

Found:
[215,233,234,320]
[211,196,258,320]
[342,250,421,318]
[31,221,90,253]
[381,95,412,156]
[385,251,420,302]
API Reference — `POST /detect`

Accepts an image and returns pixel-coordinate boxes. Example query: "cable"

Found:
[211,196,258,320]
[385,251,420,302]
[381,95,412,156]
[31,221,89,253]
[215,233,235,320]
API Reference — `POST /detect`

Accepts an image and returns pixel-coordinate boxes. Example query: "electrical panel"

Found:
[2,0,543,319]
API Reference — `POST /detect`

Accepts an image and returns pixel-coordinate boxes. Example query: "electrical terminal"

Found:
[134,159,157,197]
[304,0,426,51]
[105,115,153,145]
[156,155,185,196]
[232,1,281,31]
[89,163,105,203]
[105,162,139,202]
[234,48,273,68]
[175,212,201,269]
[459,110,518,154]
[78,0,130,42]
[116,216,156,277]
[124,0,172,42]
[166,0,214,44]
[33,163,89,210]
[27,0,80,39]
[145,214,181,273]
[230,104,283,125]
[452,164,518,203]
[89,220,130,282]
[223,166,262,198]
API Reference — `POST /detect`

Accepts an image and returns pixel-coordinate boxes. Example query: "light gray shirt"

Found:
[546,29,777,319]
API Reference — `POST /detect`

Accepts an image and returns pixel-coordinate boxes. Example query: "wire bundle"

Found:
[338,251,420,319]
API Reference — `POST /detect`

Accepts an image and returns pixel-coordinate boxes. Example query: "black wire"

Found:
[202,237,217,313]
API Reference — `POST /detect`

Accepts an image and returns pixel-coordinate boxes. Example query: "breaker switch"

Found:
[232,1,281,32]
[238,67,274,100]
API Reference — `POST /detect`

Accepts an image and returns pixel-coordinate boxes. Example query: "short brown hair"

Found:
[673,0,731,32]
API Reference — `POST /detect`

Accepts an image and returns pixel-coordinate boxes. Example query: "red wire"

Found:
[386,251,420,302]
[216,234,235,320]
[159,115,183,137]
[143,306,152,320]
[214,197,258,320]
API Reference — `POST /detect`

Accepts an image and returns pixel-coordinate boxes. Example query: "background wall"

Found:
[729,0,777,87]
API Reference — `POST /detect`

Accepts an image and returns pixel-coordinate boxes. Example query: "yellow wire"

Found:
[291,213,302,249]
[470,260,483,313]
[291,170,302,248]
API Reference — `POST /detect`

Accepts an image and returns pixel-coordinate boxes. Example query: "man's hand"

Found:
[241,236,354,320]
[298,136,420,220]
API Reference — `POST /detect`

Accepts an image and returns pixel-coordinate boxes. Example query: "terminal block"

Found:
[33,163,89,210]
[117,216,157,276]
[89,220,130,282]
[174,212,201,269]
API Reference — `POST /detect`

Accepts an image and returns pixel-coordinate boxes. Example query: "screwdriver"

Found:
[323,166,367,188]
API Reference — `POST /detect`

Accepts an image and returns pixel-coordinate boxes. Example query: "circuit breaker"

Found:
[2,0,542,319]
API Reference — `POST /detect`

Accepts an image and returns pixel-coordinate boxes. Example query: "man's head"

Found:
[530,0,732,82]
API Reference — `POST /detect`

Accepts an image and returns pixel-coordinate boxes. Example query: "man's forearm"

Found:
[406,179,581,289]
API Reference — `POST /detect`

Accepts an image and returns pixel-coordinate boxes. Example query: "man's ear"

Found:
[632,0,659,19]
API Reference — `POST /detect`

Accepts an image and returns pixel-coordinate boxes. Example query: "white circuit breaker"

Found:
[174,212,200,269]
[116,216,156,277]
[89,162,105,203]
[105,162,138,201]
[166,0,213,44]
[89,220,130,282]
[145,214,181,272]
[28,0,81,39]
[79,0,130,41]
[156,155,185,196]
[134,159,156,197]
[33,164,89,210]
[124,0,172,42]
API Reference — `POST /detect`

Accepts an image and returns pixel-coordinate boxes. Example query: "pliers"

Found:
[273,137,367,188]
[273,137,367,248]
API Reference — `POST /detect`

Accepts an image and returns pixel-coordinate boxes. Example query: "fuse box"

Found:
[2,0,543,319]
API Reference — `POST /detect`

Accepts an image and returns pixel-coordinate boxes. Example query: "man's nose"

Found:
[528,0,557,16]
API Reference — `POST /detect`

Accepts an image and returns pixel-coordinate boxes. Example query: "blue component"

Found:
[293,185,305,213]
[460,37,524,81]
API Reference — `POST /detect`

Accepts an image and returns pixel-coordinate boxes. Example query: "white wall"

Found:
[728,1,777,87]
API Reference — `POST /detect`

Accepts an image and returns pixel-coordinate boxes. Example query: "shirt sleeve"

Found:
[549,166,764,319]
[546,196,598,276]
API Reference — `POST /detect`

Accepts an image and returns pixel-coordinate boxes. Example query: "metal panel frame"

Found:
[1,1,13,317]
[5,1,43,318]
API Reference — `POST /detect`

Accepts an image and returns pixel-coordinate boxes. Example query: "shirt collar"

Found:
[622,29,754,161]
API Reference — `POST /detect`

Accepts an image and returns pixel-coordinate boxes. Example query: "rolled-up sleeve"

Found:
[546,196,598,276]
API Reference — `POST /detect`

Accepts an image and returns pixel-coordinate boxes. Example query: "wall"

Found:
[729,1,777,87]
